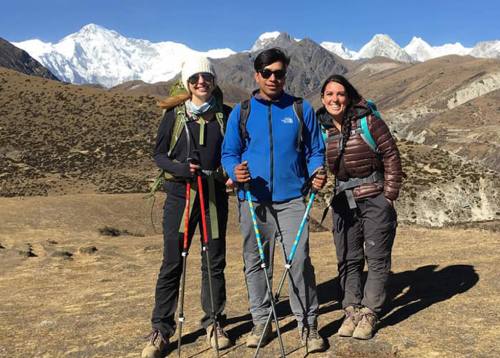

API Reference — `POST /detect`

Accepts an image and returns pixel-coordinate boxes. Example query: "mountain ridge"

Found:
[10,24,500,87]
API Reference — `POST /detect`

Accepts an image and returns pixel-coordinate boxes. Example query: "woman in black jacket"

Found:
[142,56,233,358]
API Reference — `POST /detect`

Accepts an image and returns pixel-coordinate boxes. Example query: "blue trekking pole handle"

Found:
[244,182,266,263]
[287,190,317,262]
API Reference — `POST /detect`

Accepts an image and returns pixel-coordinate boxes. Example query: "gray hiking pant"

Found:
[332,192,397,315]
[239,196,319,328]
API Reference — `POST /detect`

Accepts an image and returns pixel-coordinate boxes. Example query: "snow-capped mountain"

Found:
[320,42,358,60]
[357,34,413,62]
[250,31,296,52]
[404,37,435,62]
[13,24,235,87]
[322,34,499,62]
[10,25,500,87]
[431,42,472,58]
[470,40,500,59]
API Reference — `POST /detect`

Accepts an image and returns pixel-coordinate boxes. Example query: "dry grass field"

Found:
[1,194,499,357]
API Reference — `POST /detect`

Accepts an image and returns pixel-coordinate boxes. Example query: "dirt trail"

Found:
[0,194,499,357]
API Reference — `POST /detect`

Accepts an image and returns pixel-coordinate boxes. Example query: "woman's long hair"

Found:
[157,83,223,112]
[157,92,191,111]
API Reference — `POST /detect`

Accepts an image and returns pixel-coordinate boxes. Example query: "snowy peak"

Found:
[358,34,412,62]
[320,41,357,59]
[432,42,471,58]
[470,40,500,59]
[250,32,296,52]
[13,24,235,87]
[404,37,434,62]
[9,24,500,87]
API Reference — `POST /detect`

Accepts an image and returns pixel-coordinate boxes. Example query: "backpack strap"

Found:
[359,117,378,153]
[215,111,225,136]
[292,97,304,152]
[239,99,251,144]
[167,104,188,157]
[358,100,382,154]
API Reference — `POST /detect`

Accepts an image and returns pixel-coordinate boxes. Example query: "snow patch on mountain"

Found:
[250,31,297,52]
[470,40,500,59]
[320,41,358,59]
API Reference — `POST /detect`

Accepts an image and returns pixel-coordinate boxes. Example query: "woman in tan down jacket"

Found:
[316,74,403,340]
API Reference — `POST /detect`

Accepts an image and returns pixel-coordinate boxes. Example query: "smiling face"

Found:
[188,72,214,105]
[254,61,286,101]
[321,81,349,122]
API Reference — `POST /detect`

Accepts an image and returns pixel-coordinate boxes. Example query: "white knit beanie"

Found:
[181,56,216,92]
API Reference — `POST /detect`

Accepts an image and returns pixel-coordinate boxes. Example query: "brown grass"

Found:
[1,194,499,357]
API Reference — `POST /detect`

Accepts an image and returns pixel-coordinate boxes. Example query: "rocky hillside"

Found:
[341,56,500,173]
[0,67,161,196]
[1,67,498,227]
[0,37,59,81]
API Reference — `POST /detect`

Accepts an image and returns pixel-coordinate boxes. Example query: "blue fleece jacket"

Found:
[221,93,325,202]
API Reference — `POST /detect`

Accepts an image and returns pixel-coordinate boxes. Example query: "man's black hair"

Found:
[254,47,290,72]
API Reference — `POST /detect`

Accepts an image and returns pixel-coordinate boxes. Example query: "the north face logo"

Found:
[281,117,293,124]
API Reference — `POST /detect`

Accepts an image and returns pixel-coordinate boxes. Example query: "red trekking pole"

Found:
[177,180,191,357]
[197,173,220,357]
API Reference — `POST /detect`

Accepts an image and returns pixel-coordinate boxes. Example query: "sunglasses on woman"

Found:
[259,68,286,80]
[188,72,214,85]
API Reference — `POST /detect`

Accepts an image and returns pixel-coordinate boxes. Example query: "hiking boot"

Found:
[299,325,326,353]
[206,324,232,349]
[353,307,378,340]
[338,306,361,337]
[246,323,272,348]
[141,330,168,358]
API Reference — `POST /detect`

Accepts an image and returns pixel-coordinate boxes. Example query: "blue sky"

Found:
[1,0,499,51]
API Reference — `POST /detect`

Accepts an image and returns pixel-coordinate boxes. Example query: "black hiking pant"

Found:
[151,179,228,338]
[332,191,397,315]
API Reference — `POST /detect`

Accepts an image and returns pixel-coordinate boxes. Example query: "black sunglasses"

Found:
[259,68,286,80]
[188,72,214,85]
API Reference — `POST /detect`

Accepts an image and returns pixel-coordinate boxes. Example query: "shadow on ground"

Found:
[380,264,479,328]
[164,264,478,356]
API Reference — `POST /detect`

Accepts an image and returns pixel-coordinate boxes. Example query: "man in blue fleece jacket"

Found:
[221,48,327,352]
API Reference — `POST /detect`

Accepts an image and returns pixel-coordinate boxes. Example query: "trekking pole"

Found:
[177,180,191,357]
[197,173,220,357]
[253,189,317,358]
[244,183,286,358]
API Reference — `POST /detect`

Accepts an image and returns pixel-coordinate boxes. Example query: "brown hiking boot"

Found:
[299,325,326,353]
[338,306,361,337]
[353,307,378,340]
[246,323,272,348]
[141,330,168,358]
[206,324,232,349]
